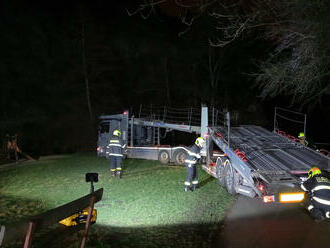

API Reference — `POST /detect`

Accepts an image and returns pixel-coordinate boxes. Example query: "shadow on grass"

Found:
[2,221,225,248]
[0,195,48,224]
[200,176,216,188]
[121,165,180,178]
[0,195,49,247]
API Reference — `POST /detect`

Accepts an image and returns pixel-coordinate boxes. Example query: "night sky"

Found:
[1,0,330,156]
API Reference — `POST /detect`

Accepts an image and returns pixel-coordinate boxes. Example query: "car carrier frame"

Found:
[205,107,330,203]
[97,106,330,203]
[97,106,207,165]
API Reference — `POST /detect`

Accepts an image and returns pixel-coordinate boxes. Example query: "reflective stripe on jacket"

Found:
[302,174,330,208]
[184,144,201,165]
[106,136,124,156]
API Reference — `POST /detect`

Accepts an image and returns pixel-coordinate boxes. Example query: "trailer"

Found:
[204,108,330,203]
[97,106,330,203]
[97,106,208,165]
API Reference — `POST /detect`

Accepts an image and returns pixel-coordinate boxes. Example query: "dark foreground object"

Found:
[212,195,330,248]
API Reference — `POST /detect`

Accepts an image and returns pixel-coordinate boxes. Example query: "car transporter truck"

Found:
[97,105,330,204]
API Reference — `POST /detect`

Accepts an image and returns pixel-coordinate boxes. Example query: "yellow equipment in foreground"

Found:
[59,208,97,227]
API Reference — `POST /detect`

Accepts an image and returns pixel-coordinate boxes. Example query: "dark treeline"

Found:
[0,0,329,156]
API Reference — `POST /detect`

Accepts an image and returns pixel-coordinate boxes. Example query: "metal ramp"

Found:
[211,125,330,184]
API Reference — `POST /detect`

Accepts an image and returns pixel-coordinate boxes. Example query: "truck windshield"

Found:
[99,122,110,134]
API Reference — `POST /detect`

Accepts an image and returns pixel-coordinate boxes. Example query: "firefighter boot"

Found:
[192,183,200,191]
[116,170,122,179]
[311,208,325,222]
[110,170,116,177]
[184,186,191,192]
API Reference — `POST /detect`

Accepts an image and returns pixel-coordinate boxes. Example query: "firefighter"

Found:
[298,132,309,146]
[301,167,330,221]
[298,132,319,150]
[106,129,126,178]
[184,137,205,192]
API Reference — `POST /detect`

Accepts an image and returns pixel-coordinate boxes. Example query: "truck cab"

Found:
[97,111,129,157]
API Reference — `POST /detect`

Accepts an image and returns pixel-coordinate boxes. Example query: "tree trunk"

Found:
[164,57,171,106]
[81,17,93,121]
[208,46,221,107]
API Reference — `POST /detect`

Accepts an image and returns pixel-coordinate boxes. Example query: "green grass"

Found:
[0,153,234,248]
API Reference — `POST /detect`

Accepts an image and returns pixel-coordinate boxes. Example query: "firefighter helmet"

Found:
[298,132,305,138]
[308,167,321,178]
[195,137,205,147]
[113,129,122,137]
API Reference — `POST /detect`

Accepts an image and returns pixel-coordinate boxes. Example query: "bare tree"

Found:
[163,56,172,105]
[253,0,330,106]
[208,46,222,105]
[80,6,93,121]
[128,1,260,46]
[81,21,93,121]
[130,0,330,106]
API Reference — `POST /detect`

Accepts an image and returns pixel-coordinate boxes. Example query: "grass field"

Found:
[0,153,234,248]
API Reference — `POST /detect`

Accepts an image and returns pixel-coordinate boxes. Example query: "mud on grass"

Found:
[0,153,234,247]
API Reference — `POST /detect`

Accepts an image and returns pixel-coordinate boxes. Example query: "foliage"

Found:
[133,0,330,107]
[255,0,330,106]
[0,154,234,247]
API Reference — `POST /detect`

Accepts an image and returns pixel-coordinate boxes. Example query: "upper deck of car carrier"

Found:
[210,125,330,185]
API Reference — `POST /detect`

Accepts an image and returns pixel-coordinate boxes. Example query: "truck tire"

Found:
[224,160,237,195]
[158,150,170,164]
[215,157,226,187]
[173,149,186,165]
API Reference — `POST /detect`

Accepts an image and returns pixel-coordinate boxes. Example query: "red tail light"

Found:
[263,195,275,203]
[257,181,266,192]
[258,184,265,192]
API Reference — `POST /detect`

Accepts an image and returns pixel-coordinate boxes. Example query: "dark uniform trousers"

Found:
[110,156,123,171]
[185,163,198,186]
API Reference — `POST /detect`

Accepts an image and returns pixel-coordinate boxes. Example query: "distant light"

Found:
[123,111,129,115]
[263,195,275,203]
[279,192,305,203]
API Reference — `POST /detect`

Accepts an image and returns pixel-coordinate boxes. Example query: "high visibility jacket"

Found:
[185,144,201,165]
[105,136,125,157]
[301,174,330,207]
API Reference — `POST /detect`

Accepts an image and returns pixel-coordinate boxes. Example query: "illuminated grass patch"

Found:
[0,154,234,247]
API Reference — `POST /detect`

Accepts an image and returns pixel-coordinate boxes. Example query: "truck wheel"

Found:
[158,150,170,164]
[173,150,186,165]
[215,157,226,187]
[224,160,237,195]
